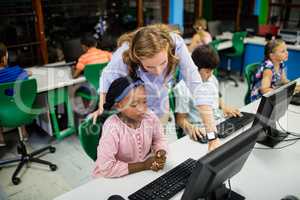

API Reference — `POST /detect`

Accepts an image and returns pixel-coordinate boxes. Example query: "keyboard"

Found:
[217,112,255,138]
[128,158,197,200]
[291,93,300,106]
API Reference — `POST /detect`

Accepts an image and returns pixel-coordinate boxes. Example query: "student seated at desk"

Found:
[174,45,240,141]
[0,42,31,147]
[92,76,168,178]
[250,39,300,102]
[188,18,212,53]
[72,33,112,78]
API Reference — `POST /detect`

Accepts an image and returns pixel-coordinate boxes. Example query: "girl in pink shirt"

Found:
[93,76,168,178]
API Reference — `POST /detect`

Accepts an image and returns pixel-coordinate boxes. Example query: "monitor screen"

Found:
[253,81,296,147]
[240,15,259,36]
[63,38,83,63]
[208,20,222,38]
[181,125,263,200]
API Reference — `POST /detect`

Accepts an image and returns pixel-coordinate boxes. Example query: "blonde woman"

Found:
[91,24,220,151]
[188,18,212,52]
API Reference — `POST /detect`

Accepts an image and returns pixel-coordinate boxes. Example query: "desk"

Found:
[54,99,300,200]
[28,65,86,138]
[216,33,300,80]
[28,66,86,93]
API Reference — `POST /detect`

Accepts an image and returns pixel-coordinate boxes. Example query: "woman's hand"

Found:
[186,124,205,141]
[91,108,103,124]
[208,138,221,152]
[222,106,241,118]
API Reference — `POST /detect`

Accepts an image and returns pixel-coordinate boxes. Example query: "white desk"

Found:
[28,66,86,93]
[54,100,300,200]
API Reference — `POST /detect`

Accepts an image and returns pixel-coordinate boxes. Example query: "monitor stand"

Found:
[205,184,245,200]
[256,125,288,148]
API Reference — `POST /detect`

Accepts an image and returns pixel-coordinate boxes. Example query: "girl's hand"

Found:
[143,156,158,171]
[155,150,166,170]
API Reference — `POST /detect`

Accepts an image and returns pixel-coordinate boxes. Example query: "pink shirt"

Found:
[92,111,168,178]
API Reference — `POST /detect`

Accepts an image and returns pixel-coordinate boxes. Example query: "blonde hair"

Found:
[193,18,208,38]
[118,24,179,79]
[264,39,285,60]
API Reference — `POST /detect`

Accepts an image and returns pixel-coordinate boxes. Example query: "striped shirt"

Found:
[0,65,29,84]
[75,47,112,71]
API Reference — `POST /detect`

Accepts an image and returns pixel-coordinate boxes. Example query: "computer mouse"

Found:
[196,134,208,144]
[107,195,125,200]
[281,195,299,200]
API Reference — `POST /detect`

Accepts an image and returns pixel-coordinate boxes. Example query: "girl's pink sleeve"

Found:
[150,113,168,153]
[92,123,129,178]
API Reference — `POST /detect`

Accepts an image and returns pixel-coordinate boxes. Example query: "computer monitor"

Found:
[240,15,259,36]
[181,125,263,200]
[207,20,222,38]
[253,81,296,147]
[63,38,83,63]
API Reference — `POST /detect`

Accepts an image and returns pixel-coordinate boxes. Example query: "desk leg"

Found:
[48,87,75,140]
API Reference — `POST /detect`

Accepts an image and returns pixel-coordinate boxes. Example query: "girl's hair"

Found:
[0,42,7,65]
[117,24,179,79]
[191,45,219,70]
[98,76,144,124]
[264,39,285,60]
[193,17,207,31]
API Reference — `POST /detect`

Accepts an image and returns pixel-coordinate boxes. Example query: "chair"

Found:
[78,111,115,161]
[244,63,260,105]
[0,79,57,185]
[78,117,101,161]
[209,39,222,77]
[222,31,247,87]
[75,63,108,102]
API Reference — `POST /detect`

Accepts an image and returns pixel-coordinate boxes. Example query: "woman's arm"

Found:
[196,105,221,151]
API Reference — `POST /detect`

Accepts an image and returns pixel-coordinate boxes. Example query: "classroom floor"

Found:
[0,77,247,200]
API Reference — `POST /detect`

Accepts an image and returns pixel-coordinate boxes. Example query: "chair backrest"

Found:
[232,31,247,56]
[0,78,39,127]
[209,39,222,52]
[78,117,102,161]
[83,63,108,90]
[244,62,260,105]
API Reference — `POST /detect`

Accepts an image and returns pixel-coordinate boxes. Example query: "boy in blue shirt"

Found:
[0,42,31,146]
[174,45,240,141]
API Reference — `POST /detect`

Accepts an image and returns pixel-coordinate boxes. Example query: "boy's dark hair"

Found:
[80,33,97,48]
[0,42,7,63]
[191,45,220,70]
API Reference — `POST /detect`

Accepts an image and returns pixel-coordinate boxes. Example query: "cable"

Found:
[288,109,300,115]
[254,140,298,150]
[277,120,300,137]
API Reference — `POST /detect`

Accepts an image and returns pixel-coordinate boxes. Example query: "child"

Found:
[72,33,112,78]
[188,18,212,52]
[174,45,240,141]
[0,42,30,146]
[250,39,300,102]
[92,76,168,178]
